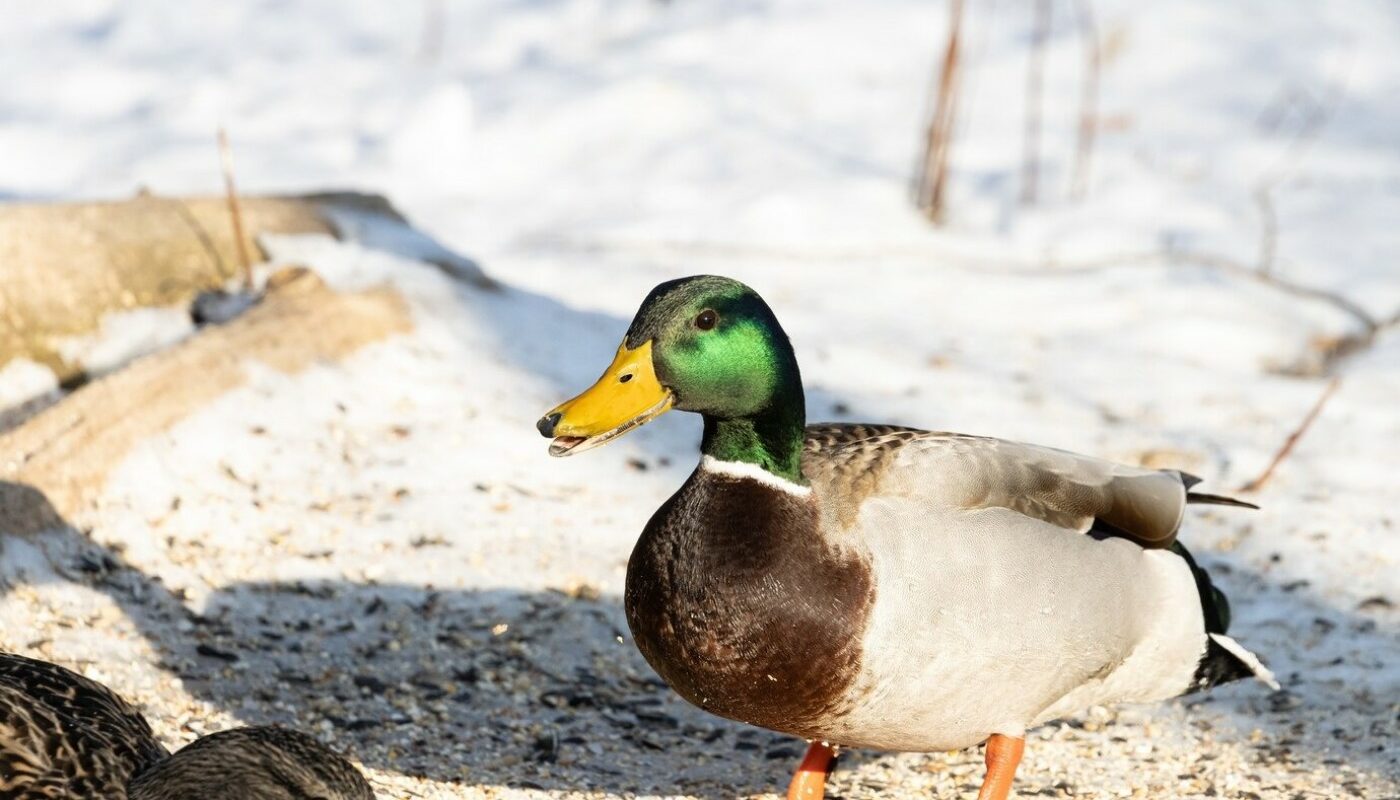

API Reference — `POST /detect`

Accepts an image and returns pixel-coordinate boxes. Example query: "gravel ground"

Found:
[0,520,1394,800]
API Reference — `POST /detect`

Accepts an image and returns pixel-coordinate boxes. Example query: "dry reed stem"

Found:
[915,0,966,224]
[218,128,255,291]
[1239,377,1341,493]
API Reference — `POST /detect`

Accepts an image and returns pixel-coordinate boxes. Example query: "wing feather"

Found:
[802,423,1215,548]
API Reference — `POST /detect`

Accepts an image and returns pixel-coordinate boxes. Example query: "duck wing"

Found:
[802,423,1250,549]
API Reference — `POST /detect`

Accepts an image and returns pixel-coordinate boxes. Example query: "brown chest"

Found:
[623,473,874,737]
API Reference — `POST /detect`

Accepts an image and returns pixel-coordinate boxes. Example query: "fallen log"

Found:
[0,267,411,532]
[0,191,485,387]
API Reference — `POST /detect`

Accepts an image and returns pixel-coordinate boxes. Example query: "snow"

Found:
[1,1,1397,798]
[0,358,57,411]
[53,306,194,377]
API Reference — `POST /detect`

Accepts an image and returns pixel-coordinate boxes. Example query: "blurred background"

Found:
[0,2,1396,798]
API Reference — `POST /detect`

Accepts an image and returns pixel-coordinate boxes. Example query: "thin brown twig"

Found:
[1248,85,1334,281]
[1239,377,1340,493]
[217,128,255,292]
[524,230,1400,372]
[165,196,229,278]
[1164,249,1377,333]
[1021,0,1052,205]
[914,0,966,224]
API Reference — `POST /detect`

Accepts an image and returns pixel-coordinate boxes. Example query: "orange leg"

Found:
[786,741,837,800]
[976,734,1025,800]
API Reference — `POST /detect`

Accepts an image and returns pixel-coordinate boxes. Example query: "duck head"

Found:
[537,275,806,480]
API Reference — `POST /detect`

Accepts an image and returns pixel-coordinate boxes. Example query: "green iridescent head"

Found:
[538,275,807,481]
[624,275,799,418]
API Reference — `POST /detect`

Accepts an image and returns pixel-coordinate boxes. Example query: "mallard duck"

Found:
[0,652,373,799]
[536,275,1277,799]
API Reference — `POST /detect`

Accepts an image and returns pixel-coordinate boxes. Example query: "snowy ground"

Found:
[1,1,1397,798]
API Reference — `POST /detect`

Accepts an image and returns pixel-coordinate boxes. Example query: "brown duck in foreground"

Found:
[0,652,373,799]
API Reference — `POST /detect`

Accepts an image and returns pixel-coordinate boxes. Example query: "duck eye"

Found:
[695,309,718,330]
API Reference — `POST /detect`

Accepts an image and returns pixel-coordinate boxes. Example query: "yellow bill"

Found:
[537,340,674,457]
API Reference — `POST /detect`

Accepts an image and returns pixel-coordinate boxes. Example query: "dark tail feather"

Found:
[1170,471,1259,509]
[1173,542,1280,693]
[1187,491,1259,510]
[1173,470,1204,490]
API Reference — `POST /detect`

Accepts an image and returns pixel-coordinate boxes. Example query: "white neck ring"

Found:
[699,455,812,497]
